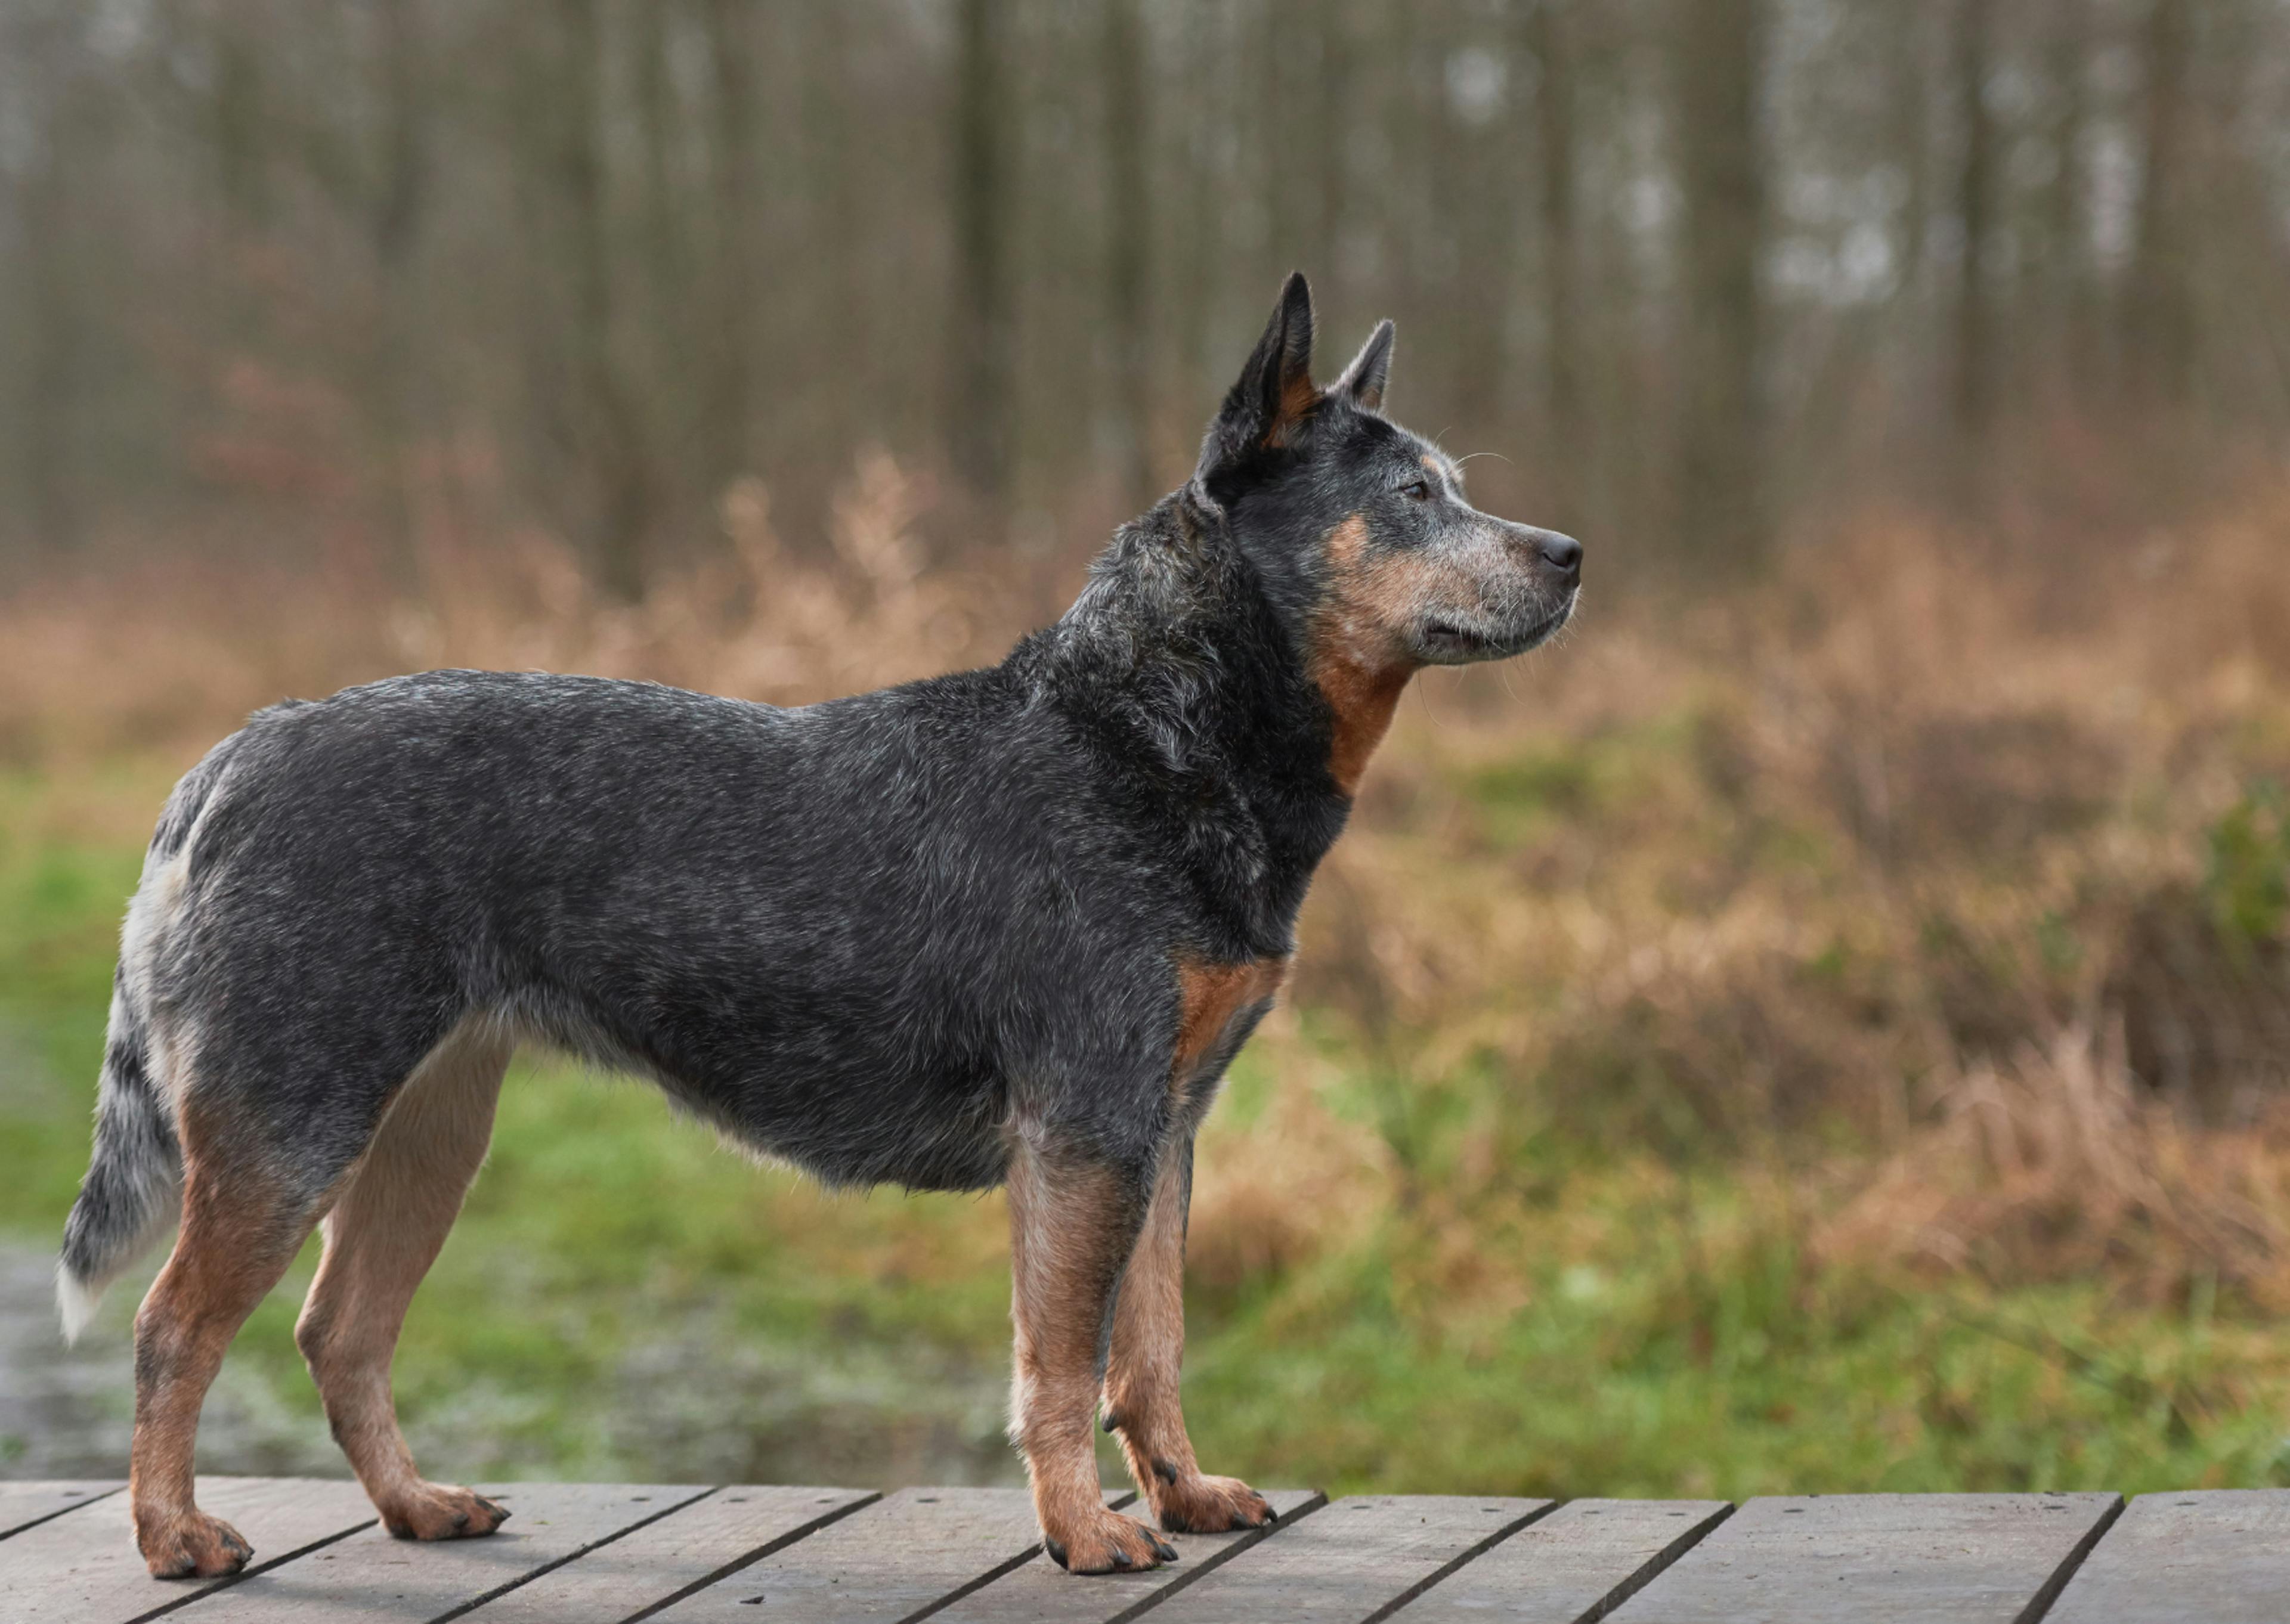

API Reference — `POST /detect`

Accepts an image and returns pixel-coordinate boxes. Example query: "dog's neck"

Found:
[1010,494,1367,954]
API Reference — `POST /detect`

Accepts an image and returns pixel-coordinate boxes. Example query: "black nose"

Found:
[1536,529,1582,578]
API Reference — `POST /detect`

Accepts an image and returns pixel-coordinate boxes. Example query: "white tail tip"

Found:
[55,1264,103,1346]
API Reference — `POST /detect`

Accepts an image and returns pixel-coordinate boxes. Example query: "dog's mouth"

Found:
[1421,620,1497,658]
[1419,594,1575,664]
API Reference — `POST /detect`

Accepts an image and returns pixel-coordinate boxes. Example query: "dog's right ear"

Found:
[1196,272,1317,484]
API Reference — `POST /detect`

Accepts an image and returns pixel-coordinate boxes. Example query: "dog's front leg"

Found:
[1101,1138,1276,1535]
[1006,1136,1178,1574]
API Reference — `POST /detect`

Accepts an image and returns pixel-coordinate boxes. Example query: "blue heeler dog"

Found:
[60,274,1581,1580]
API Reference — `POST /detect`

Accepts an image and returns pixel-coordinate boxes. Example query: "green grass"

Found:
[5,762,2288,1495]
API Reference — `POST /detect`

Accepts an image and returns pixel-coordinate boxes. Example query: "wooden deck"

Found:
[3,1479,2282,1623]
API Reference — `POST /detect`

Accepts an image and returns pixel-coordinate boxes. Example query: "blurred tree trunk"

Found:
[2039,1,2093,390]
[800,1,859,479]
[1102,0,1156,514]
[1672,0,1768,566]
[2130,0,2196,406]
[950,0,1014,518]
[370,0,428,581]
[707,0,759,488]
[1528,0,1582,532]
[556,0,651,600]
[210,13,270,232]
[1950,0,1997,482]
[1450,11,1520,438]
[18,126,80,553]
[1313,1,1352,294]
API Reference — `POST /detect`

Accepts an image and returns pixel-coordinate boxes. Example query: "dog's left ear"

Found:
[1333,320,1395,411]
[1197,272,1317,479]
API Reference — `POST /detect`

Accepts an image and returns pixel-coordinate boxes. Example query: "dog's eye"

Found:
[1401,480,1432,501]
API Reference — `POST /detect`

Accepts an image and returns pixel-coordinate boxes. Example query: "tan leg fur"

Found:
[130,1122,314,1578]
[1101,1147,1274,1535]
[1005,1140,1176,1574]
[293,1021,512,1542]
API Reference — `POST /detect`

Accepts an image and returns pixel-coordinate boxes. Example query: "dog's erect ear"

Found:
[1333,320,1395,411]
[1197,272,1317,479]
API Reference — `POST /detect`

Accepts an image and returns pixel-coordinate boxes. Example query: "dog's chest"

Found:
[1171,956,1289,1092]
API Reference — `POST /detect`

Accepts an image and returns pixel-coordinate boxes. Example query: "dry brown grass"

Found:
[8,469,2290,1310]
[0,449,1023,767]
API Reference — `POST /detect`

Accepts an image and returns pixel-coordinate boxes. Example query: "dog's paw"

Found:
[1041,1505,1179,1575]
[1151,1472,1277,1535]
[379,1482,511,1542]
[140,1509,253,1579]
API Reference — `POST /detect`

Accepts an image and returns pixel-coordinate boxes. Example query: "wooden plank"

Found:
[169,1482,711,1623]
[456,1486,877,1624]
[0,1476,376,1624]
[1144,1494,1551,1624]
[1605,1492,2122,1624]
[2045,1489,2290,1624]
[1384,1499,1732,1623]
[927,1487,1326,1624]
[646,1486,1131,1623]
[0,1480,123,1539]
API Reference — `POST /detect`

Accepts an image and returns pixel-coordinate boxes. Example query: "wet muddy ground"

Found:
[0,1239,1019,1487]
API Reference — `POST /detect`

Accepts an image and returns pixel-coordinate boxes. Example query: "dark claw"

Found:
[1258,1496,1278,1524]
[1044,1536,1069,1571]
[451,1512,470,1532]
[1152,1458,1180,1486]
[1111,1546,1134,1569]
[1153,1536,1180,1563]
[1101,1411,1121,1435]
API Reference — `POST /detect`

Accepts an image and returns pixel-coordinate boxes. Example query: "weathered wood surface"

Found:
[1,1476,375,1623]
[8,1478,2289,1624]
[928,1486,1324,1624]
[646,1485,1128,1623]
[457,1486,876,1624]
[1385,1498,1732,1623]
[174,1483,709,1623]
[1145,1494,1551,1624]
[2045,1489,2290,1624]
[1605,1492,2121,1624]
[0,1479,119,1539]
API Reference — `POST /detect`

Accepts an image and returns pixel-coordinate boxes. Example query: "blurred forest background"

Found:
[7,0,2290,1501]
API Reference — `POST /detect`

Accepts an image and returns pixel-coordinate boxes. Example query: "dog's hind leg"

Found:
[292,1019,512,1542]
[1101,1136,1274,1535]
[131,1127,323,1578]
[1005,1133,1178,1575]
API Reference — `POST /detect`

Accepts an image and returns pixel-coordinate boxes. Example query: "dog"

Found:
[58,272,1580,1579]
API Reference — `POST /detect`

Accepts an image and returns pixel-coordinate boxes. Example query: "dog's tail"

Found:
[54,731,254,1343]
[57,977,184,1343]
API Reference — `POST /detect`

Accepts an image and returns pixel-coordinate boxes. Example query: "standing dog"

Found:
[59,274,1580,1579]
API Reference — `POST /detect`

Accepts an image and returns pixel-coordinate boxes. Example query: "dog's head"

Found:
[1194,274,1580,698]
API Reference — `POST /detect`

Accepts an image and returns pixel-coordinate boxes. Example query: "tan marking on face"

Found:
[1305,514,1432,795]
